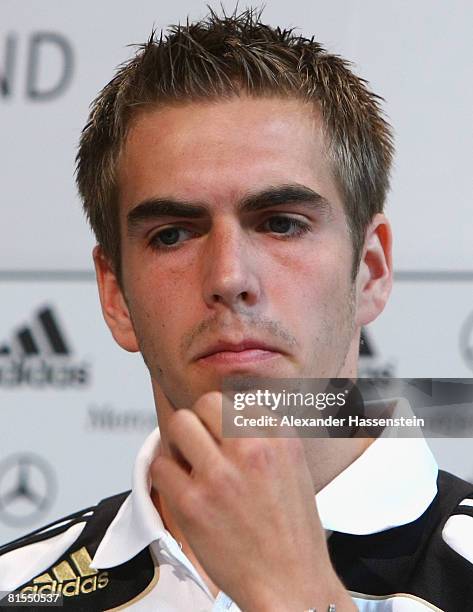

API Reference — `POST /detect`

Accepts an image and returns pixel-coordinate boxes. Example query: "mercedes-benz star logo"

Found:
[0,453,56,526]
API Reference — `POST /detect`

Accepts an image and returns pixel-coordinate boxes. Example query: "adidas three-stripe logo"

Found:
[0,306,70,357]
[21,546,109,596]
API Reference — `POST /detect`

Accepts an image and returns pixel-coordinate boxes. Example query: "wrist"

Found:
[243,578,356,612]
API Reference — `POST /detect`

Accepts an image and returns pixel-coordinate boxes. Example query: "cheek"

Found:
[268,241,349,300]
[266,245,354,342]
[131,272,199,345]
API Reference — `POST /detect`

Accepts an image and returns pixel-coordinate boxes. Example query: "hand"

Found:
[151,391,356,612]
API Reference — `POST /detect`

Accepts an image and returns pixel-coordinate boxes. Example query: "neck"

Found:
[302,436,374,493]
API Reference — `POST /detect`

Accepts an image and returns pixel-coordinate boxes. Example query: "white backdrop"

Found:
[1,0,472,545]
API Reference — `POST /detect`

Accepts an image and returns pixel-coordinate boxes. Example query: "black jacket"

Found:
[0,470,472,611]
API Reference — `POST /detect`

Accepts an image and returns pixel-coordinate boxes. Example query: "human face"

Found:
[110,96,360,411]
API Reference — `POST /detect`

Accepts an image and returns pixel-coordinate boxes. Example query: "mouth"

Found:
[193,339,284,366]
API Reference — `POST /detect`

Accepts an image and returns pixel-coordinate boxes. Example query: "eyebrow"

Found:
[126,184,332,236]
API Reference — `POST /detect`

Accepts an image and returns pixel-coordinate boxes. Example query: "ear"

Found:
[355,213,393,327]
[93,246,139,352]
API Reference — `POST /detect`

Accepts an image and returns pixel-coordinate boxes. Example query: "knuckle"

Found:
[237,438,275,470]
[176,486,201,519]
[203,464,240,504]
[206,462,230,489]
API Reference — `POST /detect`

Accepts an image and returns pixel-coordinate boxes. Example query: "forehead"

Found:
[117,95,341,214]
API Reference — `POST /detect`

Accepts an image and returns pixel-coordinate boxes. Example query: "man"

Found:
[1,8,472,611]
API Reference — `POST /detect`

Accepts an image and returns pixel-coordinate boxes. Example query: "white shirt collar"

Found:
[91,429,166,568]
[91,414,438,569]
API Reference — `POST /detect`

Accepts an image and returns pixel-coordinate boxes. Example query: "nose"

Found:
[201,221,261,311]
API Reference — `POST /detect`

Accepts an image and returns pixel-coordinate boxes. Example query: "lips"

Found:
[194,339,283,362]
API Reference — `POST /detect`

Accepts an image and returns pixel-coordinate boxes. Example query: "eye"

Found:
[262,215,311,237]
[149,226,196,249]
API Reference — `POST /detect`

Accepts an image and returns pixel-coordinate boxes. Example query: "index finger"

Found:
[193,391,223,442]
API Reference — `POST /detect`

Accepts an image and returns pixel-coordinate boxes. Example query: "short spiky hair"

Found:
[76,6,394,282]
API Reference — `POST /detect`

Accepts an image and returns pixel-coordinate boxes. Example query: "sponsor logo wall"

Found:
[1,0,472,544]
[0,283,155,544]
